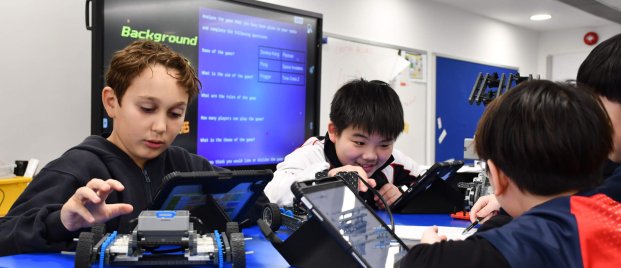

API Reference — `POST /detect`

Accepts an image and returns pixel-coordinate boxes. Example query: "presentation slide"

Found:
[196,7,308,166]
[100,0,320,167]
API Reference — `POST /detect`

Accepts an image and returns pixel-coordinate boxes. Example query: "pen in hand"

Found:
[462,219,480,235]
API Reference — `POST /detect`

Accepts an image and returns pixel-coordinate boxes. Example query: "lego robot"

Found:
[261,171,361,232]
[74,210,246,268]
[458,169,492,211]
[262,200,310,232]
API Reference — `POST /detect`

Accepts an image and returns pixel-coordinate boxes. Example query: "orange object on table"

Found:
[450,211,471,220]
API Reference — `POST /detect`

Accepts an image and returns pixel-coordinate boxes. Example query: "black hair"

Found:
[577,33,621,102]
[475,80,612,195]
[330,78,404,140]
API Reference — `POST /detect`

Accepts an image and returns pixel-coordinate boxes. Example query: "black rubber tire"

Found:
[229,232,246,268]
[465,187,477,210]
[75,232,94,268]
[262,203,282,232]
[90,223,106,243]
[226,221,240,238]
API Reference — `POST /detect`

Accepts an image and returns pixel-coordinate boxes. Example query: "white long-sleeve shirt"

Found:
[264,136,422,206]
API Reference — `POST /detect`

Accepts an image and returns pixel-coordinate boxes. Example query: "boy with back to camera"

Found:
[263,78,423,209]
[0,40,221,256]
[469,33,621,225]
[398,80,621,267]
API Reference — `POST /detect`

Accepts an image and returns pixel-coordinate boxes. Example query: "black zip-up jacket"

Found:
[0,136,219,256]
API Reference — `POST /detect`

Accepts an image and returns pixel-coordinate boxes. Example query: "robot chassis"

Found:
[74,210,246,268]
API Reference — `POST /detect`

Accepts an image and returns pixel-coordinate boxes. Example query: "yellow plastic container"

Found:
[0,177,32,216]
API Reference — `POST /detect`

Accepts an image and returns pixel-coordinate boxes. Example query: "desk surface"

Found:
[0,214,470,267]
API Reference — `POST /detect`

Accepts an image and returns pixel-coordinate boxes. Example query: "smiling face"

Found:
[103,64,189,169]
[328,122,395,176]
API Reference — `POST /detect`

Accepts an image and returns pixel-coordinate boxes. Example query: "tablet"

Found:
[293,179,409,268]
[390,160,464,212]
[150,169,273,223]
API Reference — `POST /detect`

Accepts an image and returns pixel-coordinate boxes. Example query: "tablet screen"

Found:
[160,185,207,211]
[151,170,273,223]
[158,183,256,220]
[302,183,406,267]
[211,182,255,220]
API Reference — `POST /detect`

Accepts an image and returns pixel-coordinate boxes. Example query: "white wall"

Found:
[538,24,621,79]
[264,0,539,74]
[0,0,91,169]
[0,0,570,169]
[263,0,540,164]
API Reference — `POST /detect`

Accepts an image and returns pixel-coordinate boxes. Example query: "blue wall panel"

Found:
[435,56,517,163]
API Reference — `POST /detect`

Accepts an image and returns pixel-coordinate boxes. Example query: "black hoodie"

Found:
[0,136,219,256]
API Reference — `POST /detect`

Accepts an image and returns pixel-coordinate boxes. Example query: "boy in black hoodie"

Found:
[0,40,219,256]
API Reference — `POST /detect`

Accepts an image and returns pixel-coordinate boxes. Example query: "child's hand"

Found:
[421,226,447,244]
[470,194,500,223]
[328,165,377,192]
[60,178,134,231]
[374,183,402,209]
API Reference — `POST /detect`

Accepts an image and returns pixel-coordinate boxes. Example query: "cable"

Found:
[190,216,204,226]
[189,216,205,233]
[357,176,395,232]
[337,172,395,232]
[238,218,249,226]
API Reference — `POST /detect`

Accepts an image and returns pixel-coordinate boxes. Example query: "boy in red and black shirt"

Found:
[399,80,621,267]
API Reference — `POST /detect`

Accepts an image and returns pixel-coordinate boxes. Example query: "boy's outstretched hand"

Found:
[328,165,377,193]
[60,178,134,231]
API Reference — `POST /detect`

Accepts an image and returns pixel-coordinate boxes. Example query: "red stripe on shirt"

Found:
[570,194,621,268]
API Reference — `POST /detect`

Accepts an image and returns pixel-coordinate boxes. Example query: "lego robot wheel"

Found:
[465,187,477,210]
[75,232,95,268]
[90,223,106,243]
[226,221,240,238]
[229,232,246,268]
[262,203,282,232]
